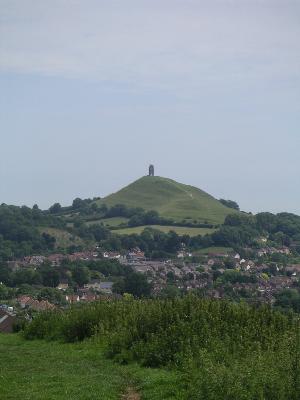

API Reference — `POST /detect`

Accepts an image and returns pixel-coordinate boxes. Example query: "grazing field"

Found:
[195,246,234,255]
[0,334,182,400]
[97,176,238,225]
[0,334,124,400]
[85,217,129,227]
[113,225,216,236]
[38,227,83,248]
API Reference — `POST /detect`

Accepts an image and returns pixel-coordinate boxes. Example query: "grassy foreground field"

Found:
[114,225,216,236]
[97,176,238,225]
[0,334,182,400]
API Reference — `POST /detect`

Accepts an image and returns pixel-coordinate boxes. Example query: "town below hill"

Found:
[1,181,300,331]
[1,237,300,333]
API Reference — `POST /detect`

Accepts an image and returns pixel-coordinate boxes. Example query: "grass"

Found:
[195,246,234,255]
[38,227,84,249]
[114,225,216,236]
[0,334,183,400]
[0,334,124,400]
[85,217,129,227]
[97,176,238,225]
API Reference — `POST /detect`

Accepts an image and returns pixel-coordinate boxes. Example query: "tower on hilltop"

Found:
[148,164,154,176]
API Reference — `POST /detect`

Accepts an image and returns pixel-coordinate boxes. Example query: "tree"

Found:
[13,268,42,286]
[114,272,152,298]
[42,233,56,249]
[37,287,66,305]
[49,203,62,214]
[72,266,90,287]
[165,231,181,253]
[90,203,98,213]
[72,197,84,210]
[166,271,175,283]
[275,289,300,313]
[0,264,11,285]
[0,283,11,299]
[224,257,235,269]
[219,199,240,210]
[159,285,181,299]
[40,266,60,287]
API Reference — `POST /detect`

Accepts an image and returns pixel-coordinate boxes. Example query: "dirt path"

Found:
[122,387,140,400]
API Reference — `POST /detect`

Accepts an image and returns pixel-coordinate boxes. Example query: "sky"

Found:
[0,0,299,214]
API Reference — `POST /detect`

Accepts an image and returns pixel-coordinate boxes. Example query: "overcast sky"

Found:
[0,0,299,214]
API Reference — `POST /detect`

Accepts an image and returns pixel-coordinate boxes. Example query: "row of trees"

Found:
[212,212,300,251]
[0,204,59,261]
[50,199,216,228]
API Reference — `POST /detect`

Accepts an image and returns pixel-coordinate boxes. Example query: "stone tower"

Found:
[149,164,154,176]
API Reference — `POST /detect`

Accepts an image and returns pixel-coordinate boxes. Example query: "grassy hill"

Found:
[98,176,238,225]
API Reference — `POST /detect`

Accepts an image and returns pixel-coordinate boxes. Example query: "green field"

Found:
[38,227,84,249]
[0,334,182,400]
[97,176,238,225]
[114,225,216,236]
[195,246,234,255]
[85,217,129,227]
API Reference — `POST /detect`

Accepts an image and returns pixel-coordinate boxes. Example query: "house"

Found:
[81,292,97,302]
[172,267,182,277]
[0,309,16,333]
[47,254,66,266]
[269,276,293,290]
[57,281,69,291]
[286,265,300,276]
[68,251,99,262]
[84,280,102,291]
[133,263,153,274]
[18,296,55,311]
[99,282,114,294]
[65,294,80,303]
[103,251,121,260]
[257,249,268,257]
[127,248,145,261]
[257,247,291,257]
[241,260,255,272]
[23,255,46,266]
[18,296,34,309]
[277,247,291,255]
[32,300,55,312]
[177,251,192,259]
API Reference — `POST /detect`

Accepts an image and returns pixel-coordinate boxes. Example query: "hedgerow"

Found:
[23,296,300,399]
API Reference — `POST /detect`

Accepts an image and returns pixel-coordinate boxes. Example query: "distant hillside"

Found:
[97,176,238,225]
